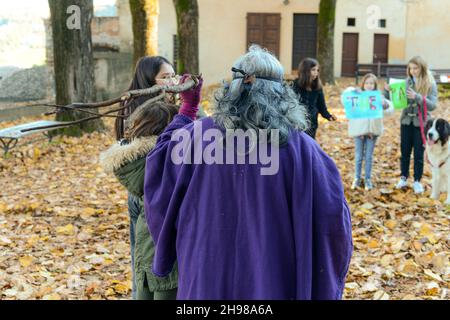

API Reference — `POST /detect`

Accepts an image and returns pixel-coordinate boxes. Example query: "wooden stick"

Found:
[125,92,167,128]
[70,77,198,109]
[21,92,167,132]
[20,106,125,132]
[44,104,126,118]
[125,77,198,99]
[20,75,200,133]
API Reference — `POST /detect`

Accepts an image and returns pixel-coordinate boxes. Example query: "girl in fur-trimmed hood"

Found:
[100,101,179,300]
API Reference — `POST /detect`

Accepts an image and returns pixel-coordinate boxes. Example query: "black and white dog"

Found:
[425,118,450,204]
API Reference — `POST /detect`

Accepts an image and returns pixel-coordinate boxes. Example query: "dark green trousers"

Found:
[136,278,177,300]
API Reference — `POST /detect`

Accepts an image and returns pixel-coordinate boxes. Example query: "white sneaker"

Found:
[395,177,408,189]
[351,179,361,190]
[413,181,425,194]
[365,180,374,191]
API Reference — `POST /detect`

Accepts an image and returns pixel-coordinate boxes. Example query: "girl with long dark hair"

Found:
[115,56,178,141]
[292,58,337,139]
[112,56,178,299]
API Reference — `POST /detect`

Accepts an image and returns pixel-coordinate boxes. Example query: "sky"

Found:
[0,0,117,69]
[0,0,117,19]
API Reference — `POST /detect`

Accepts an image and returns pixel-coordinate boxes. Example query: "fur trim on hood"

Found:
[100,136,158,173]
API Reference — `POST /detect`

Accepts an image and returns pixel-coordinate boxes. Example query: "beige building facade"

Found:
[147,0,450,85]
[159,0,322,84]
[404,0,449,70]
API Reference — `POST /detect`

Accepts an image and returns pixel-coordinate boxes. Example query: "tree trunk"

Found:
[48,0,103,136]
[317,0,336,85]
[173,0,199,74]
[129,0,159,66]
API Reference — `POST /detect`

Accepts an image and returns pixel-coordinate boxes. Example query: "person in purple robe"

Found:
[143,45,353,300]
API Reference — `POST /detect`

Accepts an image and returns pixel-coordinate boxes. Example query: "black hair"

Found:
[115,56,173,140]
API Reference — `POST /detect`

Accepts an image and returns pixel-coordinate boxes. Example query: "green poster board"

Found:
[390,79,407,110]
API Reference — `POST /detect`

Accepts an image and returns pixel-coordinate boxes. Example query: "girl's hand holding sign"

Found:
[407,88,417,100]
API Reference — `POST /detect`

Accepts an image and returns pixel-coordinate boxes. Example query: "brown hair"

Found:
[125,101,178,140]
[407,56,434,96]
[360,73,378,91]
[296,58,323,90]
[115,56,173,140]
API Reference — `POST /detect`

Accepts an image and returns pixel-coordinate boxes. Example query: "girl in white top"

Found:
[343,73,394,190]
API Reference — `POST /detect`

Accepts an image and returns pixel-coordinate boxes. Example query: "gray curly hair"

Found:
[212,45,309,145]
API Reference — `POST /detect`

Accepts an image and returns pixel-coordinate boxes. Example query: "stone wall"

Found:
[0,66,52,102]
[92,17,120,51]
[94,51,133,100]
[44,15,133,101]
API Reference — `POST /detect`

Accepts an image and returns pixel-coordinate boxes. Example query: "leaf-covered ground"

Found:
[0,79,448,300]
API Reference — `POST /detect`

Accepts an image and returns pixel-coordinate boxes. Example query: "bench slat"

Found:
[355,65,450,84]
[431,69,450,84]
[0,120,66,139]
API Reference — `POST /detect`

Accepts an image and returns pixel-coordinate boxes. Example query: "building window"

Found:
[378,19,386,28]
[347,18,356,26]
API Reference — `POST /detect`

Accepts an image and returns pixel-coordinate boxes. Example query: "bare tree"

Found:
[317,0,336,85]
[129,0,159,66]
[48,0,103,136]
[173,0,199,74]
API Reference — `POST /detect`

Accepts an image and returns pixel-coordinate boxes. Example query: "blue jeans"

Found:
[128,193,140,300]
[354,135,378,181]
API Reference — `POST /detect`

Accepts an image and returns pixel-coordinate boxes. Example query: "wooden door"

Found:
[292,14,318,70]
[247,13,281,58]
[373,34,389,63]
[341,33,359,76]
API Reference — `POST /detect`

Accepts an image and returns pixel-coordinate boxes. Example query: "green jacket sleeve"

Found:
[114,156,146,198]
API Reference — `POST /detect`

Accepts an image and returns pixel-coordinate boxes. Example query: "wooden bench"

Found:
[356,64,450,85]
[355,64,378,83]
[431,69,450,84]
[355,63,407,84]
[385,67,408,82]
[386,69,450,84]
[0,120,68,155]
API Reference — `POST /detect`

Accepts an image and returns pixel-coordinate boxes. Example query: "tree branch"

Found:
[44,104,126,118]
[71,77,199,109]
[21,76,200,133]
[20,89,174,133]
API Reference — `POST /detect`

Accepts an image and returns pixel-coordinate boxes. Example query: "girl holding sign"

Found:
[344,73,394,190]
[293,58,337,139]
[384,56,438,194]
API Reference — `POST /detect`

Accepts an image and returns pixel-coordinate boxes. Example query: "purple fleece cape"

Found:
[144,114,353,300]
